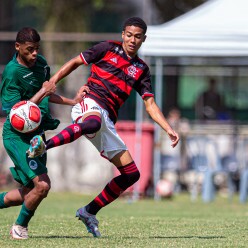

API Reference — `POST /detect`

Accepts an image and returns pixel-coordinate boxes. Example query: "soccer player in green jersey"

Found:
[0,27,88,239]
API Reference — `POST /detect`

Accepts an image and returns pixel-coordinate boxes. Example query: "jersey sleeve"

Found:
[80,41,110,65]
[0,71,22,112]
[133,67,154,99]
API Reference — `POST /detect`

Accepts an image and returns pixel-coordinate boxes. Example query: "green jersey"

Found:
[0,53,59,140]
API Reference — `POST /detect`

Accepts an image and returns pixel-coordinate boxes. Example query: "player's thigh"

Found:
[32,173,51,186]
[71,98,102,123]
[110,150,134,168]
[3,137,47,187]
[82,111,101,121]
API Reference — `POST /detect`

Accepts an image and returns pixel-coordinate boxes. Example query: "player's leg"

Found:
[0,187,31,208]
[4,137,50,239]
[76,109,140,237]
[15,174,50,224]
[27,111,101,158]
[84,150,139,215]
[27,98,102,157]
[10,173,51,240]
[76,150,140,237]
[1,138,33,209]
[46,113,101,149]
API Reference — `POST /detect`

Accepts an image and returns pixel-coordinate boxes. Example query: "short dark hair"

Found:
[123,17,147,34]
[16,27,40,43]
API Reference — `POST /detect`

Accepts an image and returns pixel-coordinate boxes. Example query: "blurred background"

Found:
[1,0,248,203]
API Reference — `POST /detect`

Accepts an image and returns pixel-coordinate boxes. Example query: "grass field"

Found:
[0,192,248,248]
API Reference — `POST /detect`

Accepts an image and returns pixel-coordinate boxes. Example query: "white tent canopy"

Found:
[138,0,248,200]
[139,0,248,57]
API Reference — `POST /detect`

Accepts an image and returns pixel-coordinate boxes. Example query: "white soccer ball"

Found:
[10,100,41,133]
[156,179,174,198]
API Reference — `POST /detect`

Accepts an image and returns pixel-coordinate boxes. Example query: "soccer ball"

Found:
[10,100,41,133]
[156,179,173,198]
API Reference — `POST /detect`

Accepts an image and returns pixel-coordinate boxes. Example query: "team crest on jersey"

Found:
[29,160,38,170]
[127,65,138,78]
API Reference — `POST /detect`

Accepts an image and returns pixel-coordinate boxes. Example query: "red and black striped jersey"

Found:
[80,40,154,123]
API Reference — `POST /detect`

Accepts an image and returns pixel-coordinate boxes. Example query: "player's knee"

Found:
[90,118,101,132]
[83,116,101,133]
[35,181,51,198]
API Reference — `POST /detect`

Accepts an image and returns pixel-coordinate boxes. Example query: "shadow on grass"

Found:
[32,235,106,239]
[150,236,225,239]
[33,235,224,240]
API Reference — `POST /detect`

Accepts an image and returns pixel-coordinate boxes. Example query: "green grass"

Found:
[1,192,248,248]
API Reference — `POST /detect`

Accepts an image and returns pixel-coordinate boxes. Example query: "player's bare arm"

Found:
[49,85,90,105]
[49,55,83,85]
[30,80,56,105]
[143,96,180,148]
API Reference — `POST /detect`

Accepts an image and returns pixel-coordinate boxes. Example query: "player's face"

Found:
[15,41,40,67]
[122,26,146,58]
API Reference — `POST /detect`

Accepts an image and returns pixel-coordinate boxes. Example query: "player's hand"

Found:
[73,85,90,103]
[42,81,56,96]
[78,85,90,96]
[167,129,180,148]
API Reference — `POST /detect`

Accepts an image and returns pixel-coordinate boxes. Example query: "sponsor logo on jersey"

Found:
[23,72,33,78]
[91,106,100,111]
[80,101,88,113]
[110,57,118,64]
[133,61,144,68]
[115,46,123,54]
[29,160,38,170]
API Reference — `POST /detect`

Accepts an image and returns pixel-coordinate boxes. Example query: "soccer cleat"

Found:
[76,207,101,238]
[10,224,28,240]
[27,135,46,158]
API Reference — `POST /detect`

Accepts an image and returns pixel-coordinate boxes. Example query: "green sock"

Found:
[16,203,35,227]
[0,192,8,208]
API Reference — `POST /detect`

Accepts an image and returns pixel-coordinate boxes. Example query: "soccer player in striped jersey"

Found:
[27,17,180,237]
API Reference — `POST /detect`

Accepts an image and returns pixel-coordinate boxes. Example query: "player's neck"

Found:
[16,55,24,66]
[16,54,33,68]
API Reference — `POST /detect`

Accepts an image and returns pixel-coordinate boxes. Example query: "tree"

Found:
[152,0,207,23]
[16,0,140,64]
[16,0,103,64]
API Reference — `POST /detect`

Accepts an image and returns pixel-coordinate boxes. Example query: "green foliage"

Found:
[93,0,104,10]
[16,0,91,32]
[1,192,248,247]
[18,0,49,8]
[14,0,125,64]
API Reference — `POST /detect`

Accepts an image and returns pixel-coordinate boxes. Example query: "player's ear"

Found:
[121,31,125,40]
[15,42,20,51]
[142,35,147,43]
